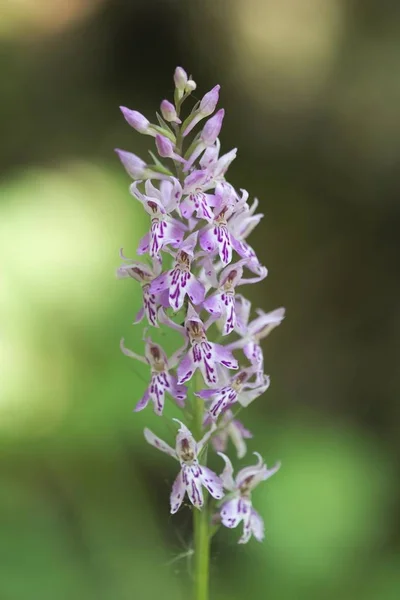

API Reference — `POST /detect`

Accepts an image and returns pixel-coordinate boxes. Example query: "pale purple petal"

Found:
[220,497,246,529]
[234,294,251,335]
[199,223,232,265]
[228,421,248,459]
[199,466,224,499]
[196,343,219,385]
[186,276,206,305]
[183,464,204,509]
[144,428,178,459]
[235,452,265,488]
[177,352,196,385]
[238,511,253,544]
[236,453,280,490]
[133,306,145,324]
[203,293,222,317]
[247,307,286,339]
[250,508,265,542]
[142,286,158,327]
[137,232,150,255]
[149,271,172,295]
[208,386,238,419]
[134,389,150,412]
[195,388,217,400]
[170,470,185,514]
[233,420,253,439]
[120,338,147,363]
[212,343,238,370]
[148,372,168,415]
[238,375,270,408]
[168,374,187,407]
[217,452,236,491]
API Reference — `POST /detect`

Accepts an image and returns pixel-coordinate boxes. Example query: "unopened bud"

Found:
[115,149,147,179]
[155,134,174,158]
[185,79,197,93]
[199,85,220,116]
[160,99,181,123]
[201,109,225,145]
[174,67,188,91]
[120,107,151,134]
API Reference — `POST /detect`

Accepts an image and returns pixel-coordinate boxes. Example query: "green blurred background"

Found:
[1,1,400,598]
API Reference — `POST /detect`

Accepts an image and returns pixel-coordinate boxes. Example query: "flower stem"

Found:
[193,501,210,600]
[193,373,210,600]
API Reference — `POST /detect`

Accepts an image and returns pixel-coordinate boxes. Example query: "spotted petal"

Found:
[249,508,265,542]
[170,470,185,514]
[144,428,177,460]
[182,464,204,509]
[199,467,224,500]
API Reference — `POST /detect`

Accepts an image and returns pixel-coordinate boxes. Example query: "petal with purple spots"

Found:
[144,428,177,459]
[170,470,185,514]
[199,466,224,499]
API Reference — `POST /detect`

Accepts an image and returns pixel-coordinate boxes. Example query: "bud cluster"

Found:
[116,67,284,544]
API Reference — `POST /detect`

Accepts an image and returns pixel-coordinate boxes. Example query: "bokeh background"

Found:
[1,1,400,598]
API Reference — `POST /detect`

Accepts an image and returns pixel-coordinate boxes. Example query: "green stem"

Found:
[193,374,210,600]
[193,502,210,600]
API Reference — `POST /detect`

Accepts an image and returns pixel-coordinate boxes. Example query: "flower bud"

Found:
[201,109,225,145]
[115,149,147,179]
[199,85,220,116]
[174,67,188,91]
[185,79,197,92]
[155,134,174,158]
[120,107,151,134]
[160,99,181,123]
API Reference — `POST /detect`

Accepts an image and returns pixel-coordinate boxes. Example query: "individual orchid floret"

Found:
[202,260,267,335]
[160,99,181,124]
[155,134,186,163]
[184,109,225,172]
[130,179,186,258]
[149,232,205,310]
[144,419,224,512]
[120,338,186,416]
[120,106,154,135]
[199,138,238,182]
[178,305,238,385]
[203,262,243,335]
[197,369,270,420]
[183,85,220,137]
[218,453,280,543]
[207,410,252,459]
[199,204,236,265]
[116,249,166,326]
[185,79,197,92]
[180,170,217,223]
[159,305,239,386]
[174,66,188,98]
[229,305,285,378]
[115,149,171,181]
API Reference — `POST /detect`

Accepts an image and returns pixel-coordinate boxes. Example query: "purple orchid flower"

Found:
[218,452,280,543]
[179,170,217,223]
[159,304,239,386]
[197,368,270,420]
[229,304,285,379]
[130,179,186,258]
[203,260,268,335]
[120,338,187,416]
[207,410,252,459]
[116,249,168,327]
[144,419,224,512]
[149,232,205,310]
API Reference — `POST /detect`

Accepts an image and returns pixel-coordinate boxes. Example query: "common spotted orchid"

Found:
[117,66,285,600]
